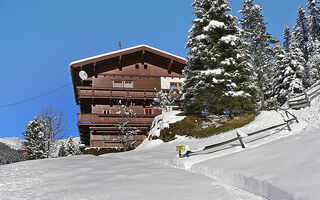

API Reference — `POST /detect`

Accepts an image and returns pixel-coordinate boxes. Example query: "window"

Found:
[144,107,153,115]
[144,64,148,69]
[135,64,139,69]
[103,110,110,114]
[114,80,133,88]
[170,82,182,89]
[124,81,133,88]
[114,81,123,88]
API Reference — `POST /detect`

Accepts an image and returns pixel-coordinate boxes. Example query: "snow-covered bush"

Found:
[153,87,181,112]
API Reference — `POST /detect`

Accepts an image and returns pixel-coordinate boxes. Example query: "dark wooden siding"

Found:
[93,75,161,90]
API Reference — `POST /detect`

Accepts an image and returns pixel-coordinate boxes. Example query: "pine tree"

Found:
[66,136,81,156]
[306,0,320,40]
[270,43,290,104]
[58,143,67,157]
[283,24,291,53]
[294,6,309,61]
[292,5,310,86]
[306,0,320,84]
[283,35,306,95]
[307,39,320,83]
[183,0,256,115]
[238,0,277,109]
[22,116,47,160]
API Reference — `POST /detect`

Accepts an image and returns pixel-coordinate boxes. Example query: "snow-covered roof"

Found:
[69,44,187,66]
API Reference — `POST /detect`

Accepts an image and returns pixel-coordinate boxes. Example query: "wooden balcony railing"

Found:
[77,86,158,100]
[77,113,155,126]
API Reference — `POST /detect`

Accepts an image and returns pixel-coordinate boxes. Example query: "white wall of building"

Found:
[160,77,185,90]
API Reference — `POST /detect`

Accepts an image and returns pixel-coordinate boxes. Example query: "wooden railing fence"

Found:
[287,80,320,109]
[183,109,298,157]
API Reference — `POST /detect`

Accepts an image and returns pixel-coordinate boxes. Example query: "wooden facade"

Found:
[69,45,187,149]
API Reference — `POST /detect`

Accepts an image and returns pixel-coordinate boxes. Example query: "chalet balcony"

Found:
[77,113,155,126]
[89,134,146,148]
[77,86,158,100]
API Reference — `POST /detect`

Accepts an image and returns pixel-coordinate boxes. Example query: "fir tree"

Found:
[183,0,256,115]
[283,24,291,53]
[238,0,277,109]
[294,6,309,61]
[306,0,320,40]
[66,136,81,156]
[283,35,306,95]
[292,5,310,86]
[22,116,47,160]
[58,143,67,157]
[306,0,320,84]
[270,43,290,104]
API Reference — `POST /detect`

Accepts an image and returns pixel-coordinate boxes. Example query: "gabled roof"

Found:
[69,44,188,104]
[69,44,186,66]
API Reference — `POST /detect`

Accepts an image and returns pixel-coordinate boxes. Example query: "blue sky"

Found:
[0,0,307,138]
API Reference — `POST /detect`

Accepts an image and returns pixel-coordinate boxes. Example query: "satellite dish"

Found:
[79,70,88,80]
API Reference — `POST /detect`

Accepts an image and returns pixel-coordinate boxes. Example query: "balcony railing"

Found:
[77,86,158,100]
[78,113,155,126]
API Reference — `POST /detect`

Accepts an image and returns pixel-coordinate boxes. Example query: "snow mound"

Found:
[135,111,185,151]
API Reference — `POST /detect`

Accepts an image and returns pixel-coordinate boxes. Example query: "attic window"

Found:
[124,81,133,88]
[135,64,139,69]
[114,81,123,88]
[144,64,148,69]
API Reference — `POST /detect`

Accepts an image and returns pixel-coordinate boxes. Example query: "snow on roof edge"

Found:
[69,44,187,66]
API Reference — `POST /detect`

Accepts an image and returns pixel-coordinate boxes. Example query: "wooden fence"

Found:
[182,109,298,157]
[287,80,320,109]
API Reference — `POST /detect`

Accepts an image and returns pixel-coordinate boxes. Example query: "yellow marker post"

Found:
[176,145,183,157]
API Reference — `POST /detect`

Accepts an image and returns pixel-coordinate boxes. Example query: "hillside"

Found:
[1,97,320,199]
[0,137,24,150]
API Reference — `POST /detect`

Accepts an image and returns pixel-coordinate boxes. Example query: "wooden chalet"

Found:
[69,45,188,149]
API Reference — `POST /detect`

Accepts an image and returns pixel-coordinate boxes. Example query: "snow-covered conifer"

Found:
[283,24,291,53]
[306,0,320,41]
[66,136,81,156]
[283,35,306,95]
[238,0,277,109]
[304,0,320,84]
[292,5,310,86]
[294,6,309,61]
[183,0,256,115]
[22,116,47,160]
[58,143,67,157]
[270,44,290,104]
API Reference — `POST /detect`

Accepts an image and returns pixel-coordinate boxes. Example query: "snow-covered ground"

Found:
[1,96,320,199]
[0,137,24,150]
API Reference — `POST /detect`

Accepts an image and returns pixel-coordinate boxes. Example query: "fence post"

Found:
[304,91,311,107]
[236,132,246,148]
[285,120,292,131]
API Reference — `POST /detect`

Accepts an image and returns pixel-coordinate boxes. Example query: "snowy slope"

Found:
[124,96,320,199]
[0,137,24,150]
[0,155,264,200]
[1,96,320,199]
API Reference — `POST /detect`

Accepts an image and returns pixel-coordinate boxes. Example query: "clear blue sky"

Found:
[0,0,306,138]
